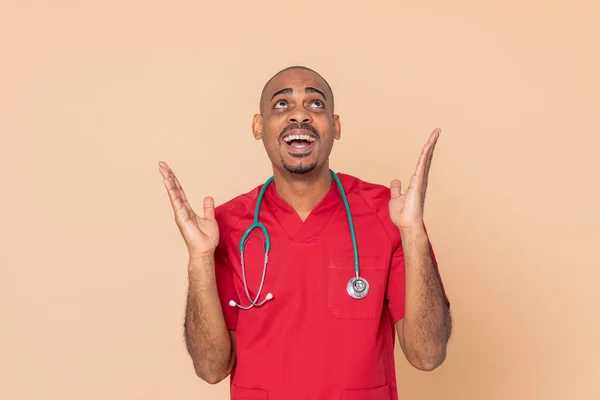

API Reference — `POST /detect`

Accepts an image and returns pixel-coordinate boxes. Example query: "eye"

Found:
[310,100,324,108]
[274,100,288,109]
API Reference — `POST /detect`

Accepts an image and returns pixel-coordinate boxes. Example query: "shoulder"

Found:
[213,183,261,239]
[337,171,400,243]
[338,172,392,211]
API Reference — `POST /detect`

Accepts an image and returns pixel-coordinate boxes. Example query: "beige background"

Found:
[1,1,598,399]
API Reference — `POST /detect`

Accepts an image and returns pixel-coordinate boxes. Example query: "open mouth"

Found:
[282,133,317,154]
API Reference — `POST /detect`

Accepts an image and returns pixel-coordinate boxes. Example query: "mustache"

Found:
[279,123,320,140]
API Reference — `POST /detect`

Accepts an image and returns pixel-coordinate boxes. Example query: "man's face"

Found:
[253,69,340,175]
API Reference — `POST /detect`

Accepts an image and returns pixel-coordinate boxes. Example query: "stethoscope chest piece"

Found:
[347,276,369,299]
[233,170,371,309]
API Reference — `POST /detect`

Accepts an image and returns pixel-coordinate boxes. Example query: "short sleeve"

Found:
[386,242,406,323]
[214,245,239,331]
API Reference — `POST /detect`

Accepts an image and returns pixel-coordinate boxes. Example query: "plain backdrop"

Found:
[1,1,599,399]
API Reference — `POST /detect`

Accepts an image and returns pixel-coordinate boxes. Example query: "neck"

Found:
[272,165,333,217]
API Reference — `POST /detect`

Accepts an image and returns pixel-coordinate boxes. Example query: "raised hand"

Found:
[159,161,219,259]
[389,128,441,230]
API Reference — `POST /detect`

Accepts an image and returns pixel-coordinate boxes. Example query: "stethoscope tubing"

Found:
[330,171,360,279]
[231,170,366,309]
[238,248,269,309]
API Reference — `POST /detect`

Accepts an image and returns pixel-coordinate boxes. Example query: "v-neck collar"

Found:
[262,172,357,243]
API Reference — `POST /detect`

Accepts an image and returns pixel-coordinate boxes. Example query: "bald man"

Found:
[159,66,452,400]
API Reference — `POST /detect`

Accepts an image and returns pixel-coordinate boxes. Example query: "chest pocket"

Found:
[327,255,388,319]
[231,384,268,399]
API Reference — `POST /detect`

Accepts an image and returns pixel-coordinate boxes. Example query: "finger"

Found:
[424,129,441,186]
[159,165,175,192]
[159,161,176,183]
[158,164,170,179]
[160,164,195,223]
[160,164,197,223]
[163,178,193,224]
[414,142,429,180]
[409,172,419,189]
[166,168,185,205]
[158,161,173,178]
[172,174,192,213]
[203,196,215,220]
[415,129,439,178]
[173,174,185,198]
[424,129,440,172]
[390,179,402,198]
[162,176,183,211]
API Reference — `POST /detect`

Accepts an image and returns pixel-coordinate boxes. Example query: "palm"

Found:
[191,212,219,253]
[159,161,219,257]
[389,129,440,229]
[389,185,422,228]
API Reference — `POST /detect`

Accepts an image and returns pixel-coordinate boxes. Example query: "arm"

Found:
[157,161,236,384]
[387,128,451,371]
[395,226,451,371]
[184,256,236,384]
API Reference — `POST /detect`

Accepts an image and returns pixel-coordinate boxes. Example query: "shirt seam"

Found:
[352,189,396,253]
[219,189,262,262]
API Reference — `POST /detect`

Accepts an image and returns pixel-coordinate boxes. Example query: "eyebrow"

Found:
[270,86,327,101]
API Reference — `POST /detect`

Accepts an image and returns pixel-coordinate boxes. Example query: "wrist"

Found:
[188,253,215,271]
[398,224,427,238]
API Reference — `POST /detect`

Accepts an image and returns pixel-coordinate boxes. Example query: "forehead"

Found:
[264,69,330,99]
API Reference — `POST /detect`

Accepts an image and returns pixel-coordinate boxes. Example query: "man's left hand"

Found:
[389,128,441,230]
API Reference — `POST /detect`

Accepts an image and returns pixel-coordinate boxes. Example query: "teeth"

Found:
[283,134,316,143]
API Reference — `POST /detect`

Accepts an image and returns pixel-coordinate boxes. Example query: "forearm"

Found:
[184,256,234,383]
[400,226,451,370]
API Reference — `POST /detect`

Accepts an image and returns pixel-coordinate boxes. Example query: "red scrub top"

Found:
[213,172,445,400]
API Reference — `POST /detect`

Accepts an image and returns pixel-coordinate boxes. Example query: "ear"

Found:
[252,114,263,140]
[333,114,341,140]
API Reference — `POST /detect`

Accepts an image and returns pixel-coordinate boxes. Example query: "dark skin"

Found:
[253,67,451,370]
[159,67,450,384]
[252,68,341,221]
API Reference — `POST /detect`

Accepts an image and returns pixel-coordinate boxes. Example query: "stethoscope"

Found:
[229,169,369,310]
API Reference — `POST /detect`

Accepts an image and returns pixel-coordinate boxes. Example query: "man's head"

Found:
[252,66,340,176]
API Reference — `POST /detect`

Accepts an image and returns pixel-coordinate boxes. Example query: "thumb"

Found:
[390,179,402,199]
[203,196,215,220]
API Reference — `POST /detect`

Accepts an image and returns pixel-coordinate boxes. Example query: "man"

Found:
[158,66,451,399]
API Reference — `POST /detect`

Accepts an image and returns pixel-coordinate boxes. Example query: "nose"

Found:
[287,106,312,125]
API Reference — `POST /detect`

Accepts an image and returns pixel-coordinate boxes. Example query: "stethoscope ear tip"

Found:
[265,293,273,300]
[229,300,236,307]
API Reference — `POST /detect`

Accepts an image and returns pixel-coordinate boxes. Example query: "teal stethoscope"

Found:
[228,169,369,310]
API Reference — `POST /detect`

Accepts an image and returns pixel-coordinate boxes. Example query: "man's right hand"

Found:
[159,161,219,260]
